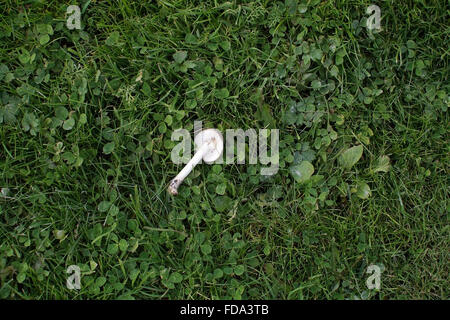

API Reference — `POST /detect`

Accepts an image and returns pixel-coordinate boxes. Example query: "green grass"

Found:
[0,0,448,299]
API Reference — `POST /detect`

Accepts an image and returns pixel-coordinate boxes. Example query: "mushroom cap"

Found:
[194,128,223,163]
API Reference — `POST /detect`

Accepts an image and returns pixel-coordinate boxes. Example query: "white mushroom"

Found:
[168,129,223,195]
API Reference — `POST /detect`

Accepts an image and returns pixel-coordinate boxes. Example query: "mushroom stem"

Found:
[168,128,223,196]
[168,141,212,195]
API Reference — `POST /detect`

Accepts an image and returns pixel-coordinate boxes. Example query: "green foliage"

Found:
[290,161,314,184]
[339,145,364,169]
[355,182,371,200]
[0,0,447,300]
